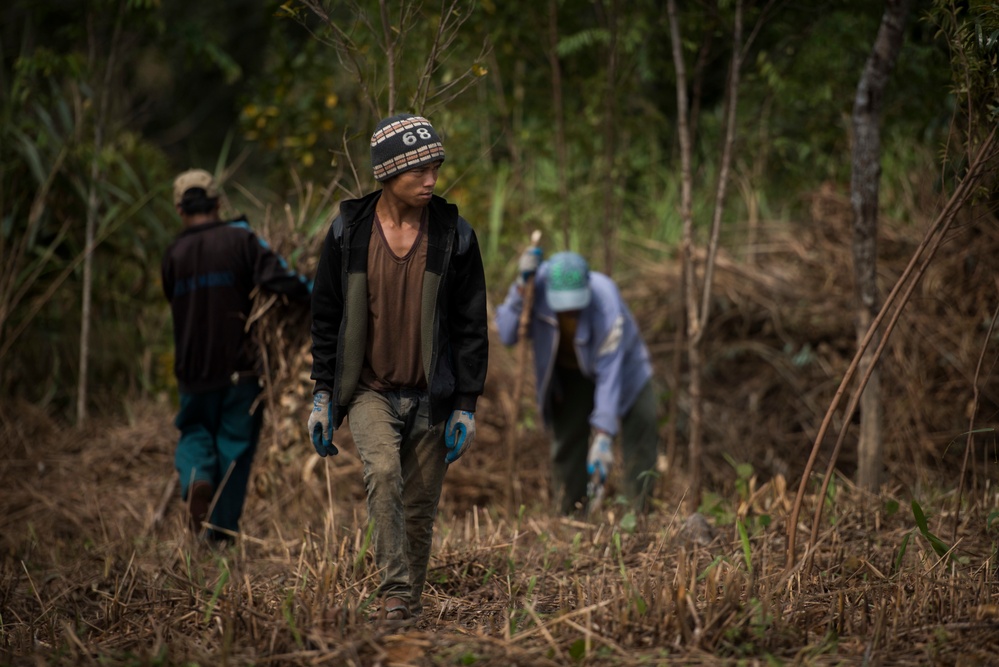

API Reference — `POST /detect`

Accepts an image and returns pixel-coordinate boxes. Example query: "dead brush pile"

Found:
[623,183,999,496]
[2,186,999,665]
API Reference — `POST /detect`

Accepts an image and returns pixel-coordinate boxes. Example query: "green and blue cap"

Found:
[546,251,591,312]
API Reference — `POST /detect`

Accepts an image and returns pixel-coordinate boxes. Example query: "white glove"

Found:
[444,410,475,463]
[308,391,338,457]
[586,431,613,482]
[517,246,543,285]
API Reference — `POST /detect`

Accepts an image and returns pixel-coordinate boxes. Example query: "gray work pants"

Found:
[348,388,447,615]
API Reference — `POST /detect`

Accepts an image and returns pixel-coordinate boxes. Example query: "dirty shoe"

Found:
[188,480,214,534]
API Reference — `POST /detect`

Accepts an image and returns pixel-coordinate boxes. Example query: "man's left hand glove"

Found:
[444,410,476,464]
[587,431,613,482]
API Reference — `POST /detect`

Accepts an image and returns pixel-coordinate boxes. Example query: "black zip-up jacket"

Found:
[162,216,311,393]
[310,191,488,428]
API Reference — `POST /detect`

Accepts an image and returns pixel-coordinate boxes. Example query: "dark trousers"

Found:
[174,383,263,538]
[550,367,659,515]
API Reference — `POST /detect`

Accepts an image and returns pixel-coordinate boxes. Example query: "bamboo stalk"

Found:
[505,231,542,511]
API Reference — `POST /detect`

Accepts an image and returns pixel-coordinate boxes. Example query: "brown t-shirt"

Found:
[359,213,428,390]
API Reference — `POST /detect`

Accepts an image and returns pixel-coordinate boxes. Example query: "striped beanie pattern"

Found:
[370,114,445,182]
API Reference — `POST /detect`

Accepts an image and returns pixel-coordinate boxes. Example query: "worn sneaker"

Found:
[188,480,214,534]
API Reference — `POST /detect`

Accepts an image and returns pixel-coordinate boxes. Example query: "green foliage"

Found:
[894,531,912,575]
[238,33,350,188]
[203,560,230,623]
[0,0,969,420]
[885,498,900,516]
[700,456,770,537]
[556,28,611,57]
[483,163,511,270]
[740,1,950,204]
[927,0,999,185]
[0,13,176,411]
[611,530,647,615]
[717,596,778,659]
[822,475,839,525]
[751,8,882,182]
[725,453,754,500]
[911,499,953,560]
[281,589,304,648]
[239,0,492,195]
[354,520,375,571]
[894,498,983,572]
[699,490,733,526]
[737,517,752,574]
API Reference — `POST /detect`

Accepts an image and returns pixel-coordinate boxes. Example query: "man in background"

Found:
[162,169,311,544]
[496,250,659,515]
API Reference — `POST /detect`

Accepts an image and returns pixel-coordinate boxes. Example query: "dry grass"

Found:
[3,187,999,665]
[2,395,998,665]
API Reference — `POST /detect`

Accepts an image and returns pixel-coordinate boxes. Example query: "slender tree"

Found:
[597,0,620,274]
[667,0,749,512]
[78,0,127,424]
[547,0,571,249]
[786,0,999,564]
[666,0,699,510]
[851,0,911,492]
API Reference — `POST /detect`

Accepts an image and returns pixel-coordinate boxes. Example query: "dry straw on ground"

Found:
[3,186,999,665]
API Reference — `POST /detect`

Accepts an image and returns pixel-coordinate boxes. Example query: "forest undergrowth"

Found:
[3,186,999,665]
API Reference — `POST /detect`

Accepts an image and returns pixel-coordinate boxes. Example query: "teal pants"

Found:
[174,383,263,538]
[550,368,659,515]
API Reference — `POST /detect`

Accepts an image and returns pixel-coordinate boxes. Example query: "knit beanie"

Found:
[370,114,445,182]
[546,252,592,312]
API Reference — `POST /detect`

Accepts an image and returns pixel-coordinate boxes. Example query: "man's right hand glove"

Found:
[586,431,613,483]
[444,410,476,464]
[308,391,338,457]
[517,245,543,286]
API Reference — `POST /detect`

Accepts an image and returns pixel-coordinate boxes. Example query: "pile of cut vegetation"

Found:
[622,182,999,500]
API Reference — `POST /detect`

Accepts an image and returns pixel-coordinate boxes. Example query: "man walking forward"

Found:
[308,114,488,621]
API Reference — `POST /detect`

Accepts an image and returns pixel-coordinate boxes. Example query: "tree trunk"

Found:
[547,0,571,249]
[78,2,124,424]
[699,1,742,331]
[78,155,97,425]
[666,0,699,512]
[668,0,745,513]
[486,48,521,174]
[379,0,397,115]
[851,0,910,492]
[600,0,620,274]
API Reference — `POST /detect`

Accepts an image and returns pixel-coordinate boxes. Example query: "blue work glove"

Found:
[308,391,338,457]
[517,245,543,285]
[586,431,613,483]
[444,410,476,464]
